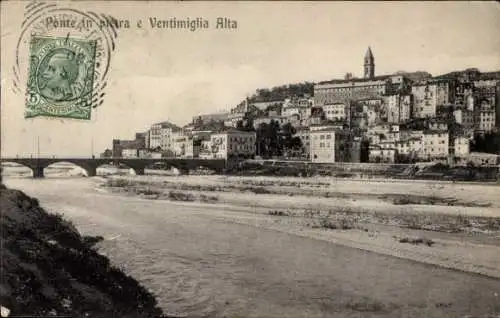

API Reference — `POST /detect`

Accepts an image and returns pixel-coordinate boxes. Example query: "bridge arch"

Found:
[43,161,93,177]
[0,161,35,178]
[94,160,142,176]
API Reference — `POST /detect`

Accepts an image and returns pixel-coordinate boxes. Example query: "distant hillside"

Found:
[434,69,500,81]
[246,71,433,104]
[248,82,314,103]
[244,69,498,105]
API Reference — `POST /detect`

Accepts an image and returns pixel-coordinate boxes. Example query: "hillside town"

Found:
[105,47,500,166]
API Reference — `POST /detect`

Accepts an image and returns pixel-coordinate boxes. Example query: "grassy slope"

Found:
[0,184,174,318]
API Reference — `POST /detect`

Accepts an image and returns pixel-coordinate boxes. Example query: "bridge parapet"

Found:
[0,157,228,177]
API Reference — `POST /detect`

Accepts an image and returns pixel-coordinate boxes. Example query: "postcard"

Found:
[1,1,499,318]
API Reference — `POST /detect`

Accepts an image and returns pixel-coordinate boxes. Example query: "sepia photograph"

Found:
[1,1,500,317]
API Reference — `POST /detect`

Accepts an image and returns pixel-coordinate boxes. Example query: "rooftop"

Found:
[310,127,346,133]
[153,121,181,130]
[317,74,392,86]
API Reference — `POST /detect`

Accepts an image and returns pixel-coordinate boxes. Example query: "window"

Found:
[326,134,331,140]
[320,135,325,140]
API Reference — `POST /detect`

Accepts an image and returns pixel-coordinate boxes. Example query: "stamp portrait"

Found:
[11,2,118,120]
[26,36,97,119]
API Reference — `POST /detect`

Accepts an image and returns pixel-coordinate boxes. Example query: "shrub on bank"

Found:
[0,187,175,318]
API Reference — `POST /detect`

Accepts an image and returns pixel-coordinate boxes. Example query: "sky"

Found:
[1,1,500,157]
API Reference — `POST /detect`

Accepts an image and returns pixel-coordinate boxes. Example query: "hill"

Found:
[248,82,314,103]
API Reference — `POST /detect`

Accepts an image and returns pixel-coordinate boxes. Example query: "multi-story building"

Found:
[396,136,423,159]
[142,131,150,149]
[347,98,384,129]
[428,120,448,131]
[148,121,181,151]
[310,128,350,163]
[366,124,400,143]
[149,123,162,149]
[282,97,313,127]
[473,80,497,112]
[453,136,470,157]
[314,78,390,106]
[411,82,438,118]
[435,80,455,107]
[313,48,411,106]
[310,121,345,132]
[422,130,449,160]
[171,129,191,157]
[384,94,412,123]
[209,129,256,160]
[369,141,397,163]
[322,103,347,122]
[224,113,246,128]
[112,133,146,157]
[453,109,475,129]
[181,138,197,158]
[282,97,313,111]
[199,140,214,159]
[476,110,496,132]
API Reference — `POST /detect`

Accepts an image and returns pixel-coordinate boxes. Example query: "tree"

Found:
[243,115,255,131]
[149,146,162,153]
[235,113,255,132]
[236,120,245,130]
[471,132,500,154]
[279,123,303,158]
[360,139,370,163]
[255,120,281,158]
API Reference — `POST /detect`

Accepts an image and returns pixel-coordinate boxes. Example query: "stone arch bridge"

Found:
[0,157,230,178]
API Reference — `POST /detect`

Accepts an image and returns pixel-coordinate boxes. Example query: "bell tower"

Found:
[364,47,375,79]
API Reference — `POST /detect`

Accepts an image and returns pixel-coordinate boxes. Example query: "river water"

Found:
[4,174,500,318]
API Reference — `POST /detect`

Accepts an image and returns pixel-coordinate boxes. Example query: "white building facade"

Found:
[210,130,257,159]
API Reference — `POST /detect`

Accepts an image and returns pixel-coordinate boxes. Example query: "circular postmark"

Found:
[14,2,119,119]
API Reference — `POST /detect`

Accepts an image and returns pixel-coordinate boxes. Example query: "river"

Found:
[4,175,500,318]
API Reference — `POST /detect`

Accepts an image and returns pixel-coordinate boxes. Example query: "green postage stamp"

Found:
[25,36,97,120]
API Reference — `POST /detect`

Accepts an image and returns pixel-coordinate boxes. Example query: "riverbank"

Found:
[101,174,500,279]
[228,161,500,182]
[0,184,174,318]
[4,176,500,317]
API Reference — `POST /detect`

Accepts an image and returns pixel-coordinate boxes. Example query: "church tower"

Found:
[364,47,375,79]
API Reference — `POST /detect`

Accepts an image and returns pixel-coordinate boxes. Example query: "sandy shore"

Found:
[101,173,500,279]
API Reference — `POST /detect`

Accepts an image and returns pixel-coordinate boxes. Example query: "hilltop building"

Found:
[364,47,375,79]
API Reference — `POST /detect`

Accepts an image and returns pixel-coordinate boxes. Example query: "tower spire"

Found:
[364,46,375,79]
